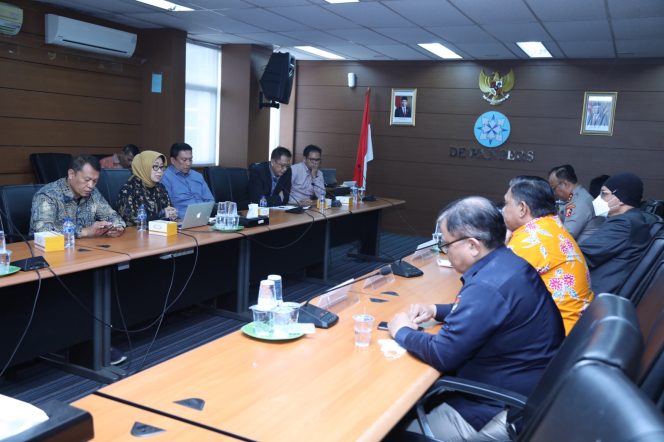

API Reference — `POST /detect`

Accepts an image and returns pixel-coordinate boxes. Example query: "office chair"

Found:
[635,272,664,407]
[617,230,664,302]
[411,294,643,441]
[528,361,664,442]
[29,153,72,184]
[206,166,250,211]
[97,168,131,211]
[0,184,44,243]
[321,168,337,188]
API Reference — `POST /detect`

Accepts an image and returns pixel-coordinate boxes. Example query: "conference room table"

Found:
[77,250,462,441]
[0,198,403,380]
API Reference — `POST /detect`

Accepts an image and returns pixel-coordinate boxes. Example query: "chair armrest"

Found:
[416,377,527,440]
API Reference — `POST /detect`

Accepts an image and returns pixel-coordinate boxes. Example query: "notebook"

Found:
[178,202,215,230]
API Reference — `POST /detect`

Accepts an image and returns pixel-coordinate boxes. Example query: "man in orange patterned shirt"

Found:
[502,176,594,334]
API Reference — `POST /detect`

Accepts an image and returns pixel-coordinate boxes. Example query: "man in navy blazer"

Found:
[394,97,411,118]
[248,146,292,207]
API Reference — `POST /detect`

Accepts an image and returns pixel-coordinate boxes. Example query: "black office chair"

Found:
[642,199,664,218]
[97,168,131,211]
[635,273,664,408]
[527,361,664,442]
[2,400,93,442]
[0,184,44,243]
[29,153,72,184]
[206,166,250,210]
[321,168,337,188]
[617,230,664,302]
[411,294,643,441]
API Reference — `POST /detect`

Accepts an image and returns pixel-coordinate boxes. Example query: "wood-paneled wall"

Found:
[294,59,664,235]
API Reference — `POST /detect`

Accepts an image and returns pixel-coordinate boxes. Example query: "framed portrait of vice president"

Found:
[390,88,416,126]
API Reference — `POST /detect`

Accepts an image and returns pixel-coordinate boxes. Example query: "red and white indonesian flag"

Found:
[353,88,373,188]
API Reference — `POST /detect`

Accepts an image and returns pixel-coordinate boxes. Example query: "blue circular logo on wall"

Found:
[474,111,510,148]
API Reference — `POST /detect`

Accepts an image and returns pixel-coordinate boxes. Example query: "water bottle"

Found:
[318,193,325,210]
[259,196,268,217]
[63,217,75,249]
[0,230,5,251]
[137,204,147,232]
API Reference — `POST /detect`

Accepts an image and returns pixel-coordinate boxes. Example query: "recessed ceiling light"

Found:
[418,43,462,59]
[324,0,359,3]
[294,46,345,60]
[516,41,552,58]
[135,0,193,12]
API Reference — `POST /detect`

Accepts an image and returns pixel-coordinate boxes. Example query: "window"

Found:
[268,106,280,159]
[185,42,221,165]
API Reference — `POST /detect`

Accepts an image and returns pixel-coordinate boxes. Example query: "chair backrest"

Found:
[0,184,44,242]
[617,231,664,301]
[206,167,250,210]
[29,153,72,184]
[518,293,643,439]
[636,272,664,403]
[642,199,664,218]
[96,168,131,211]
[320,168,337,188]
[526,361,664,442]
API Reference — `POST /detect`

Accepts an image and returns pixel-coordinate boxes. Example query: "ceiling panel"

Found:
[483,22,551,41]
[558,40,615,58]
[382,0,472,27]
[450,0,537,25]
[426,25,499,44]
[221,7,312,31]
[616,40,664,57]
[612,18,664,40]
[526,0,607,21]
[326,28,397,45]
[365,44,432,60]
[267,5,356,29]
[324,45,385,60]
[279,30,349,46]
[456,42,518,59]
[544,21,611,41]
[234,32,304,46]
[187,0,254,8]
[373,27,445,45]
[322,2,409,28]
[608,0,664,19]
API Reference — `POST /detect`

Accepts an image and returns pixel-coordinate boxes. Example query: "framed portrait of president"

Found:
[390,88,417,126]
[580,91,617,136]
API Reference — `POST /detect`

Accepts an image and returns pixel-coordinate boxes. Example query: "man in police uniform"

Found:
[548,164,603,242]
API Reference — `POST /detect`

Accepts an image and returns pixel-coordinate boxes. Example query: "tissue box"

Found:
[336,196,353,206]
[149,220,177,236]
[34,231,65,251]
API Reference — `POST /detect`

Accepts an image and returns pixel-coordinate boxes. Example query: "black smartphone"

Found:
[377,321,389,331]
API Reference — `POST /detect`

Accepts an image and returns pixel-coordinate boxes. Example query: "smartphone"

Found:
[377,320,423,331]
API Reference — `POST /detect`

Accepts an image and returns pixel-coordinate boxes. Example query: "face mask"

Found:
[592,195,610,217]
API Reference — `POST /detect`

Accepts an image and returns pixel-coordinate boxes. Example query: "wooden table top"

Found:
[95,250,461,442]
[0,241,128,288]
[72,395,238,441]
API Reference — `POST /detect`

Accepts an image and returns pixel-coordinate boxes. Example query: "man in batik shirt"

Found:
[503,175,593,334]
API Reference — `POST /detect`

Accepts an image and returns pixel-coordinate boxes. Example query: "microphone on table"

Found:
[299,265,392,328]
[390,244,426,278]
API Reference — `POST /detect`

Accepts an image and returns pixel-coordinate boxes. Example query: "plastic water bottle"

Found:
[318,193,325,210]
[137,204,147,232]
[259,196,268,217]
[63,217,75,249]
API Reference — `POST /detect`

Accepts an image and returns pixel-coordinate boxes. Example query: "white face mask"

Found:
[592,194,610,217]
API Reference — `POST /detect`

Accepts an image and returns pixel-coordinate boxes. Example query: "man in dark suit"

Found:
[579,172,658,294]
[394,97,411,118]
[248,146,292,206]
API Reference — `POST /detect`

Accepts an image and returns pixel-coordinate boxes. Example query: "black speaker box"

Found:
[260,52,295,104]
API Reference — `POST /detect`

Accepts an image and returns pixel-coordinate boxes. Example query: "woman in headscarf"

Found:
[117,150,177,226]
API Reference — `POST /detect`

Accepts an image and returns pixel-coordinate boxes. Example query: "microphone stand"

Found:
[299,266,392,328]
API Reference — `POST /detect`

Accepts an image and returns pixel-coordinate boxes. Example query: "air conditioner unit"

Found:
[0,2,23,36]
[45,14,136,58]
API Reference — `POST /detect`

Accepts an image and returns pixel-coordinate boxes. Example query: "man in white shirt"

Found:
[289,145,325,204]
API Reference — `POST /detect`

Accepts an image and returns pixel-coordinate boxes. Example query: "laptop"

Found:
[178,202,215,229]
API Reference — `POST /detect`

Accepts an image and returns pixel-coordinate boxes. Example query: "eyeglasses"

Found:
[551,182,563,191]
[306,157,321,163]
[437,236,469,254]
[152,165,167,172]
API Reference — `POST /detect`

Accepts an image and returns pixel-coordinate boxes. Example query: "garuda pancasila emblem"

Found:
[479,69,514,105]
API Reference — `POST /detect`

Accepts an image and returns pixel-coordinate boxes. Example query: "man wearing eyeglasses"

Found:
[248,146,292,207]
[388,197,564,441]
[289,144,325,204]
[161,142,214,219]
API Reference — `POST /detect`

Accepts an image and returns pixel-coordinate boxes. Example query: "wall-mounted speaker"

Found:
[260,52,295,105]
